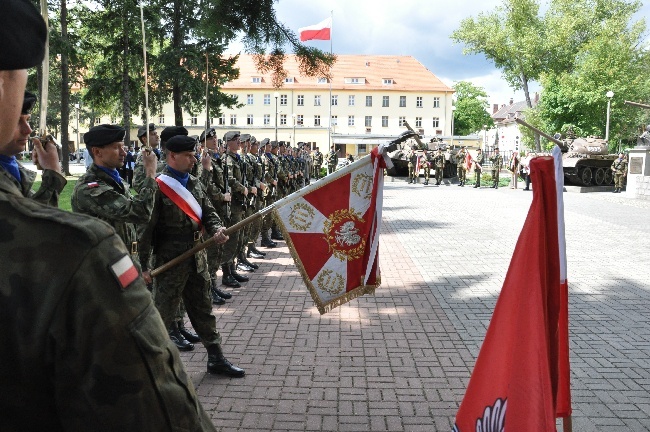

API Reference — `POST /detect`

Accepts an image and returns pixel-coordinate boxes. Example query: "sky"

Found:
[226,0,650,109]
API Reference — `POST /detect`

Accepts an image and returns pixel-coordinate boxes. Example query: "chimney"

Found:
[509,98,514,105]
[493,104,499,114]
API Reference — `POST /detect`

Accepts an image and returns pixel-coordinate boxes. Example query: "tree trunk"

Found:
[520,71,540,151]
[60,0,70,176]
[172,0,183,126]
[122,5,131,146]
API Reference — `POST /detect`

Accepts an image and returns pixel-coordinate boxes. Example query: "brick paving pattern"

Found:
[179,180,650,431]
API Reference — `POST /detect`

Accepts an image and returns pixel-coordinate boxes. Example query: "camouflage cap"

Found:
[84,124,126,148]
[261,138,271,146]
[223,131,240,142]
[240,133,251,142]
[199,128,216,142]
[250,136,260,146]
[165,135,196,153]
[160,126,188,142]
[22,91,37,115]
[137,123,156,138]
[270,140,279,148]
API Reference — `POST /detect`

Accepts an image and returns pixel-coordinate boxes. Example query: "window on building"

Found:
[280,94,287,106]
[344,77,364,84]
[280,114,287,125]
[358,144,367,153]
[348,95,355,106]
[433,97,440,108]
[314,115,321,126]
[297,95,304,106]
[383,78,393,85]
[284,77,294,83]
[263,94,270,105]
[415,117,422,127]
[416,96,423,108]
[348,115,355,126]
[157,115,164,125]
[331,95,338,106]
[365,96,372,107]
[230,114,237,125]
[218,115,225,125]
[331,115,338,126]
[382,96,389,107]
[297,114,303,125]
[365,116,372,127]
[252,77,261,83]
[190,116,198,126]
[263,114,270,125]
[317,77,328,84]
[432,117,439,127]
[382,116,388,127]
[247,114,254,125]
[247,94,253,105]
[314,95,321,106]
[399,96,406,107]
[399,117,406,127]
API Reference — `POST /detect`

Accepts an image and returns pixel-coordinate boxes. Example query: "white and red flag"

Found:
[452,147,571,431]
[465,152,473,172]
[272,147,386,314]
[299,17,332,42]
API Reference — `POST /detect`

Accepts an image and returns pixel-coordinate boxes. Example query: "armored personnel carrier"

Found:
[516,119,618,186]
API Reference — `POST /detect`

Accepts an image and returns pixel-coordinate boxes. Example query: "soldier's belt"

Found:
[159,231,203,244]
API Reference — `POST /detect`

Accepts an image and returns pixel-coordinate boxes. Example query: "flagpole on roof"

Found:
[139,1,151,150]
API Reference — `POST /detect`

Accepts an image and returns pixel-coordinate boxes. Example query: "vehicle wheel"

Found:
[594,168,605,186]
[604,169,613,185]
[579,167,592,186]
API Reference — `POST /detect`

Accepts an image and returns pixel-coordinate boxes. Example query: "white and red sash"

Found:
[156,174,203,228]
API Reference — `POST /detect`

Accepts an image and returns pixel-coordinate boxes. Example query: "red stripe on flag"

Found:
[300,28,331,41]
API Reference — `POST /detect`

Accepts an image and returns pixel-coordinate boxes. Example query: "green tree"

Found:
[452,81,494,136]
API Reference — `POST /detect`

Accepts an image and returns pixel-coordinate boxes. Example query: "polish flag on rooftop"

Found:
[299,17,332,42]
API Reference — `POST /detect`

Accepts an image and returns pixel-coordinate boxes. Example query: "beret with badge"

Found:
[84,125,126,148]
[199,128,216,142]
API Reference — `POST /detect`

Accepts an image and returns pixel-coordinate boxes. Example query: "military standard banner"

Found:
[272,147,387,314]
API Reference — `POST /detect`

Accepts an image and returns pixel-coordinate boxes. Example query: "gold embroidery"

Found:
[316,269,345,295]
[323,209,366,261]
[351,172,373,200]
[288,202,315,232]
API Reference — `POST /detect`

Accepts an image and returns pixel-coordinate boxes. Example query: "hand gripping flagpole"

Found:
[140,2,151,152]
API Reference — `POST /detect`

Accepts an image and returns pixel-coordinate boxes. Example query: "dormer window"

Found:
[317,77,328,84]
[344,77,364,84]
[382,78,393,85]
[285,77,294,84]
[252,77,261,83]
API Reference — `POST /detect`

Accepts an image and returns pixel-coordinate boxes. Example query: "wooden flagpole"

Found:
[139,1,151,151]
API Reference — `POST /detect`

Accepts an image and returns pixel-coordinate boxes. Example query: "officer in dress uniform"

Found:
[138,135,244,377]
[0,1,219,428]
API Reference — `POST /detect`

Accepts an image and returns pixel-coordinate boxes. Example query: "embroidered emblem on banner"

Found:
[316,269,345,295]
[323,209,366,261]
[288,202,315,232]
[351,172,373,200]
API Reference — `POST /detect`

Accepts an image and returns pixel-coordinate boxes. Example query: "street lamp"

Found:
[274,92,279,144]
[605,90,614,141]
[450,105,456,146]
[74,103,80,154]
[291,113,296,147]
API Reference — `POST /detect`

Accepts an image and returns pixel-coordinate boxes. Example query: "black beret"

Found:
[261,138,271,146]
[160,126,188,142]
[224,131,240,141]
[166,135,197,153]
[84,124,126,148]
[199,128,216,142]
[137,123,156,138]
[0,0,47,70]
[22,91,37,115]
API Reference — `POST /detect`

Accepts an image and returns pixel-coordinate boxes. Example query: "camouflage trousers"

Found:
[435,167,444,184]
[153,251,221,348]
[421,166,430,180]
[492,169,500,184]
[408,164,417,180]
[241,199,256,250]
[312,165,322,179]
[475,169,482,186]
[457,167,466,183]
[263,191,277,231]
[328,163,337,174]
[249,194,265,245]
[222,204,244,264]
[614,173,626,188]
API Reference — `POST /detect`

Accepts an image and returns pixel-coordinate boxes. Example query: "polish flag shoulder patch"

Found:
[109,254,139,290]
[87,182,99,188]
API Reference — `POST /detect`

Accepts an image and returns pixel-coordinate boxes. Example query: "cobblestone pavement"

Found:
[179,179,650,431]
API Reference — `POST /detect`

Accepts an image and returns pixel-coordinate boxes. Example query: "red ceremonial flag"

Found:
[465,152,473,172]
[272,147,386,314]
[299,17,332,42]
[415,155,421,175]
[452,148,571,432]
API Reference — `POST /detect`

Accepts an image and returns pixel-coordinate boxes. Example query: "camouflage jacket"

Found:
[138,166,223,271]
[407,151,417,167]
[200,152,228,220]
[474,153,485,171]
[490,154,503,170]
[0,173,216,432]
[312,151,324,166]
[433,153,445,168]
[611,158,628,175]
[133,149,165,193]
[456,150,467,167]
[419,154,431,169]
[0,163,66,207]
[326,150,338,165]
[72,163,157,250]
[225,151,246,204]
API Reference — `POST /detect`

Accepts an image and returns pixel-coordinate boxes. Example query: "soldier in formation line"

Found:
[432,147,445,186]
[407,146,418,184]
[1,1,219,429]
[489,147,503,189]
[326,144,338,174]
[312,146,324,179]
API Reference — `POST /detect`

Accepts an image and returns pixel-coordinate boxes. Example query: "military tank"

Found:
[386,121,459,177]
[516,119,618,186]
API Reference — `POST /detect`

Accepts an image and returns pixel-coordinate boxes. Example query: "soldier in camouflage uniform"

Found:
[138,135,244,377]
[432,148,445,186]
[261,140,280,248]
[407,147,418,184]
[420,149,431,185]
[473,148,485,188]
[197,128,233,301]
[611,153,628,193]
[236,134,258,272]
[312,146,324,179]
[247,136,267,259]
[0,2,219,428]
[220,131,250,285]
[326,145,338,174]
[132,123,163,193]
[0,91,66,206]
[489,147,503,189]
[456,146,467,186]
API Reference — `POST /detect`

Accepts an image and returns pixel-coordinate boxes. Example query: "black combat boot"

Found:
[207,345,245,377]
[247,244,265,259]
[424,180,428,185]
[221,264,241,288]
[250,244,266,257]
[178,321,201,343]
[211,277,231,300]
[238,252,258,270]
[473,184,478,188]
[210,278,226,304]
[271,226,284,241]
[169,326,194,351]
[230,262,250,282]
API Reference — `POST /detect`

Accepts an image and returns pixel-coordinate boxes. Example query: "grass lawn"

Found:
[32,176,78,212]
